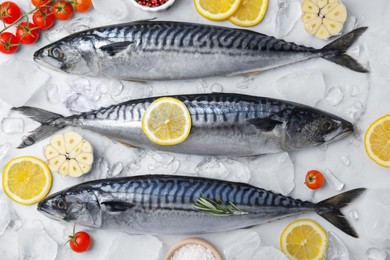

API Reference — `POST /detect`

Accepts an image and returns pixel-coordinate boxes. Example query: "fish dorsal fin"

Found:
[101,201,135,212]
[99,41,134,56]
[248,118,283,131]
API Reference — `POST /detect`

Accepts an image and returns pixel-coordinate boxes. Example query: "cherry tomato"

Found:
[305,170,325,190]
[0,1,21,24]
[31,0,53,7]
[0,32,19,54]
[33,8,55,30]
[53,1,74,21]
[69,231,92,253]
[73,0,92,13]
[15,22,40,45]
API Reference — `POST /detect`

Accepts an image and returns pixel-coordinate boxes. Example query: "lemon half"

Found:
[229,0,269,27]
[194,0,242,21]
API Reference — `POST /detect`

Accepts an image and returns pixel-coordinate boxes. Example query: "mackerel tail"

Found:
[320,27,368,73]
[37,175,366,237]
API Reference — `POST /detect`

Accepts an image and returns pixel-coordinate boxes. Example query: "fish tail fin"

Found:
[316,188,366,238]
[11,106,66,148]
[321,27,368,73]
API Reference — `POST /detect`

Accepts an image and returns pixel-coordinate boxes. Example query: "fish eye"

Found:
[50,47,64,60]
[56,198,67,210]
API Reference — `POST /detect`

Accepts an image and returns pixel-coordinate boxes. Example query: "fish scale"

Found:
[38,175,365,237]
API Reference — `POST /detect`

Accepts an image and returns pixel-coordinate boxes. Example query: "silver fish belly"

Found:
[33,21,368,80]
[14,93,353,156]
[37,175,365,237]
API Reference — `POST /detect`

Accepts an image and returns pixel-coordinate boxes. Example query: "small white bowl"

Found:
[164,238,222,260]
[130,0,176,12]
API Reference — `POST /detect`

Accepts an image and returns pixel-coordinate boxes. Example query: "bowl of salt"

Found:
[164,238,221,260]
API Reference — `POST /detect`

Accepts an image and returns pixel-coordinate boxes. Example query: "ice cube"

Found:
[348,209,359,222]
[0,143,10,163]
[344,102,365,122]
[252,246,288,260]
[45,84,61,103]
[1,118,24,134]
[146,152,180,174]
[105,234,162,260]
[67,78,100,102]
[275,0,301,38]
[0,192,11,236]
[324,169,345,191]
[366,248,388,260]
[211,83,223,93]
[65,16,91,34]
[110,81,124,97]
[325,232,351,260]
[110,162,123,177]
[65,93,98,113]
[340,156,351,166]
[0,230,19,259]
[235,77,255,89]
[275,71,326,107]
[248,153,295,195]
[18,227,58,260]
[223,158,251,183]
[0,59,49,107]
[195,157,229,179]
[223,230,261,260]
[45,25,68,42]
[325,87,344,106]
[92,0,129,21]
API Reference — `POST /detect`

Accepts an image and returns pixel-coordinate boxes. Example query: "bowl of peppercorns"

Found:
[131,0,175,12]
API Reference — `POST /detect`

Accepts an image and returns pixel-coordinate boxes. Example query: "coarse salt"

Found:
[170,243,216,260]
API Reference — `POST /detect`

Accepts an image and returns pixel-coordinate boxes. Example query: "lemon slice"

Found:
[142,97,192,146]
[364,114,390,168]
[194,0,242,21]
[229,0,269,27]
[280,219,328,260]
[2,156,52,205]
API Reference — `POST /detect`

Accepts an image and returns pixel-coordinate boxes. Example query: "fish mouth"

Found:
[33,47,65,72]
[324,120,354,142]
[37,199,64,221]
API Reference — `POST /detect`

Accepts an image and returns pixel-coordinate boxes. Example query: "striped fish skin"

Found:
[33,21,367,81]
[14,93,353,156]
[37,175,318,234]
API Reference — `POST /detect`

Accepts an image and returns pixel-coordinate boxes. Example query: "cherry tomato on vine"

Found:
[0,32,19,54]
[305,170,325,190]
[53,1,73,21]
[15,22,40,44]
[0,1,21,24]
[72,0,92,13]
[68,231,92,253]
[33,8,55,30]
[31,0,53,7]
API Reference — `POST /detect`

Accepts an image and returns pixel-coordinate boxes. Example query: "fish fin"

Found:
[11,106,65,148]
[101,201,135,212]
[321,27,368,73]
[99,41,134,56]
[247,118,283,131]
[317,188,366,238]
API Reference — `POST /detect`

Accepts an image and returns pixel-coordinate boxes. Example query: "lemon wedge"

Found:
[194,0,242,21]
[229,0,269,27]
[280,219,328,260]
[364,114,390,168]
[2,156,52,205]
[142,97,192,146]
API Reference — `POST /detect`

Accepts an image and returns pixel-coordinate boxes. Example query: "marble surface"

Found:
[1,0,390,259]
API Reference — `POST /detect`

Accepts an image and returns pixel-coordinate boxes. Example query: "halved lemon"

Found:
[229,0,269,27]
[194,0,242,21]
[2,156,52,205]
[280,219,328,260]
[142,97,192,146]
[364,114,390,168]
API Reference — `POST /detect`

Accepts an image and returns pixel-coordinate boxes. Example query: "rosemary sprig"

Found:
[193,194,248,216]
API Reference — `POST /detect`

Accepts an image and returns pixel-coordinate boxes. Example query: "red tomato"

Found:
[33,8,55,30]
[31,0,53,7]
[0,32,19,54]
[15,22,40,44]
[73,0,92,13]
[69,231,92,253]
[53,1,74,21]
[0,1,21,24]
[305,170,325,190]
